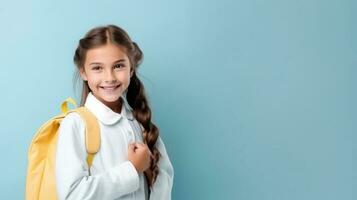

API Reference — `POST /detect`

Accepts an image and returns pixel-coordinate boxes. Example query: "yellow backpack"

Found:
[25,97,101,200]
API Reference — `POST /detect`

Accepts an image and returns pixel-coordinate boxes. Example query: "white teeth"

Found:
[101,85,119,90]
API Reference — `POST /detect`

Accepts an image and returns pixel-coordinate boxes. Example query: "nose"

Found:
[104,70,117,83]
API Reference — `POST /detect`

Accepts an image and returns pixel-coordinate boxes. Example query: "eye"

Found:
[114,64,124,69]
[92,66,102,71]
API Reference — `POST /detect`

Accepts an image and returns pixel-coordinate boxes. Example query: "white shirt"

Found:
[55,92,174,200]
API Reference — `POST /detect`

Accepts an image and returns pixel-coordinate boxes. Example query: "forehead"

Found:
[85,43,129,63]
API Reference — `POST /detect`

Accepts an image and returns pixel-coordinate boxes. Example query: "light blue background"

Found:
[0,0,356,199]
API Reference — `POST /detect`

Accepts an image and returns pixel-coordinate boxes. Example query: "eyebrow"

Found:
[89,59,126,66]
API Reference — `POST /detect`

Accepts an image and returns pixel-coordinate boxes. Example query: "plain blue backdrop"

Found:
[0,0,356,199]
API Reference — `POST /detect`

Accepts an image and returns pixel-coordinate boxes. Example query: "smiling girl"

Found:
[55,25,174,200]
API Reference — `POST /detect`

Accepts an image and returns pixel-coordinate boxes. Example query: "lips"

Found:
[100,85,120,91]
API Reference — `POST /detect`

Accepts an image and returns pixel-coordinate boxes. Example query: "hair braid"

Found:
[126,43,160,186]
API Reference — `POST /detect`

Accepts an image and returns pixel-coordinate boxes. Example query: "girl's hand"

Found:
[128,142,152,173]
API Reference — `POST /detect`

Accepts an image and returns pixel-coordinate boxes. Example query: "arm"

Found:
[149,137,174,200]
[55,113,139,200]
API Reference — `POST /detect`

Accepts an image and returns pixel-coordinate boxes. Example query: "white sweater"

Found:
[55,92,174,200]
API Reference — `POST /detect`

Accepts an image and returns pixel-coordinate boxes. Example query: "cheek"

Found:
[122,75,131,89]
[118,71,131,84]
[86,74,101,87]
[117,75,130,92]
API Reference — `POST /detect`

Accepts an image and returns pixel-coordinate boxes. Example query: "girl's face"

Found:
[80,43,133,111]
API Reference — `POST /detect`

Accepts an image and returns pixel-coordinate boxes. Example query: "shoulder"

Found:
[58,112,85,141]
[56,112,87,160]
[156,136,167,148]
[61,112,84,128]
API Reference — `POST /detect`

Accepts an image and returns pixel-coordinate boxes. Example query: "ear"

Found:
[79,68,88,81]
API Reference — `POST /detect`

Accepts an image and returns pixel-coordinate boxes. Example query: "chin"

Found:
[93,92,120,102]
[102,95,121,103]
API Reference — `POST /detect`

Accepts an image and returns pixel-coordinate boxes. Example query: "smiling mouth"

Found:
[100,85,120,91]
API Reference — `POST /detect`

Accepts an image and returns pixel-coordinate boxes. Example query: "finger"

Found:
[128,143,136,151]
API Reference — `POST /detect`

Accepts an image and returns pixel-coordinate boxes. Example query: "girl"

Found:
[55,25,174,200]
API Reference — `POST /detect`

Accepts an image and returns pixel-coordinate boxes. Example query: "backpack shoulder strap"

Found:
[72,107,101,167]
[73,107,101,153]
[61,97,100,168]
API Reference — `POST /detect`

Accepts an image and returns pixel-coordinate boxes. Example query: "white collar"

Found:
[84,92,134,125]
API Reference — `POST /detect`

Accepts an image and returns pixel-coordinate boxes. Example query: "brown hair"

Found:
[73,25,160,186]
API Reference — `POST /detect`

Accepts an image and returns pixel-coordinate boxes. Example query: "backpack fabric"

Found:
[26,97,101,200]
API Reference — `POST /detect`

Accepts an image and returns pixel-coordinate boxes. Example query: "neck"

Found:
[114,98,123,114]
[106,98,122,114]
